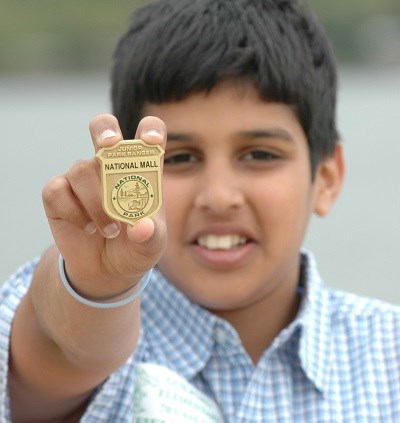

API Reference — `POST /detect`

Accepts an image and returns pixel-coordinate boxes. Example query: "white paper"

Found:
[132,363,225,423]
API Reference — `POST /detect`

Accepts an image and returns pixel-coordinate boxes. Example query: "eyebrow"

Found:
[236,129,294,143]
[167,132,196,142]
[167,128,294,143]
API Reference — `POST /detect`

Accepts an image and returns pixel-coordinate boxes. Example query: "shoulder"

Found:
[328,287,400,327]
[304,251,400,333]
[305,250,400,345]
[321,289,400,415]
[326,287,400,363]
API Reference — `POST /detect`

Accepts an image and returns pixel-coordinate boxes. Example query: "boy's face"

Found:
[144,84,342,313]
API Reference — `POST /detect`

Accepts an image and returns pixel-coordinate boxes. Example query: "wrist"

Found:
[58,254,152,309]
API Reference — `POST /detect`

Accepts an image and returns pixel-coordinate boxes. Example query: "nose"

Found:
[194,161,245,214]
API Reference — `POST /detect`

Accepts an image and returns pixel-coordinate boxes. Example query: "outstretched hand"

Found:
[42,114,167,299]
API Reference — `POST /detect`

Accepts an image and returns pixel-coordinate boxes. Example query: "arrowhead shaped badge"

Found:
[96,139,164,226]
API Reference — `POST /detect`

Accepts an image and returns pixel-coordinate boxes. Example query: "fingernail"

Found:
[144,129,161,138]
[102,222,120,239]
[84,222,97,234]
[99,129,117,140]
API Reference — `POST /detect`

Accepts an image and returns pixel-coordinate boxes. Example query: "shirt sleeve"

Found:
[0,258,39,422]
[0,258,141,422]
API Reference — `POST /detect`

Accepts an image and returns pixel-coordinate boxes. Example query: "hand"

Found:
[42,114,167,299]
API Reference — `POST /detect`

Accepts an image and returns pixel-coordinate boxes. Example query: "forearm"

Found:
[32,245,141,364]
[9,244,141,419]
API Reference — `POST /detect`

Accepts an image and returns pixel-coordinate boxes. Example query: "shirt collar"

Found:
[140,252,332,393]
[296,251,333,395]
[252,252,332,395]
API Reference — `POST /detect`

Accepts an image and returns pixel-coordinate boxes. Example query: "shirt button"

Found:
[214,327,228,344]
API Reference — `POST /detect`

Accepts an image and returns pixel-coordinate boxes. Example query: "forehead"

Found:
[143,84,306,142]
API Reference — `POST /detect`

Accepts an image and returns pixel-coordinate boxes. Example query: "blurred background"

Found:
[1,0,399,303]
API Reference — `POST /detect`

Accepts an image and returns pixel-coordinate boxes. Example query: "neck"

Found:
[213,262,302,364]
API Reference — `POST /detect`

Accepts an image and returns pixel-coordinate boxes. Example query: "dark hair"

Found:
[111,0,339,174]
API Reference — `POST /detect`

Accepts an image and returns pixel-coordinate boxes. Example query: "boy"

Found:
[1,0,399,421]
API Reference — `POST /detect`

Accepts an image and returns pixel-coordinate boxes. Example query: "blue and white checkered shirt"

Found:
[1,252,400,422]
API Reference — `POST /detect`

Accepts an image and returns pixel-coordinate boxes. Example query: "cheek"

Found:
[252,172,312,231]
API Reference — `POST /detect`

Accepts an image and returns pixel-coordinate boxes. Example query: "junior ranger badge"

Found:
[96,139,164,226]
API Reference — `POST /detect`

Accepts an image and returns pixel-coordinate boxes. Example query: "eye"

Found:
[241,149,279,161]
[164,151,198,165]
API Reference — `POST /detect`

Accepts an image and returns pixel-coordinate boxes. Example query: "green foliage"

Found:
[0,0,149,71]
[1,0,399,72]
[309,0,400,63]
[0,0,148,34]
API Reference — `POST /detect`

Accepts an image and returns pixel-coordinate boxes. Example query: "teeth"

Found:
[197,234,247,250]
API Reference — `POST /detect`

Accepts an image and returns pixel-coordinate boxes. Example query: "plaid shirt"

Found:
[1,252,400,422]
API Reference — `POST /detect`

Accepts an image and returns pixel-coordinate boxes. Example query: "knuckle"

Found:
[66,159,97,187]
[42,176,67,205]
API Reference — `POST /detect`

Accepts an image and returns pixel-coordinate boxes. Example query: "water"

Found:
[1,68,399,303]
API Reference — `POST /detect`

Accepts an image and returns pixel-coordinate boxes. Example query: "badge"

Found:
[96,139,164,226]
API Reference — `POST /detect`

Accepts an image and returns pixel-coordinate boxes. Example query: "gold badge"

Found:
[96,139,164,226]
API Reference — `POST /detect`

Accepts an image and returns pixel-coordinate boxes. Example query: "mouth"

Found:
[191,232,255,268]
[195,234,249,250]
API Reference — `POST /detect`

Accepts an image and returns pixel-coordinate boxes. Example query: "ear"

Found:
[313,143,345,216]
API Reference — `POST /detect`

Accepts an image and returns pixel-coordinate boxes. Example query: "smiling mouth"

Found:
[196,234,248,250]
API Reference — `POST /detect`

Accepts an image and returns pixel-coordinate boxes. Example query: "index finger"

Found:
[89,114,124,153]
